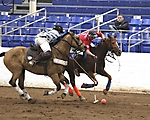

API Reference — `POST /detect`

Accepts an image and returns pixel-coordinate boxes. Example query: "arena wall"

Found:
[0,47,150,93]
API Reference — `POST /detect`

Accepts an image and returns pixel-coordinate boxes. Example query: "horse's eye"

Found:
[76,37,80,41]
[112,42,115,44]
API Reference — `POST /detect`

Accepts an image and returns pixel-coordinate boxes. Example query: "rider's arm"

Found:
[47,30,60,43]
[86,49,97,59]
[96,32,105,39]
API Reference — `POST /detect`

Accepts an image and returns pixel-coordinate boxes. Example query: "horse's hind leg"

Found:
[9,71,24,98]
[18,69,36,104]
[68,71,85,101]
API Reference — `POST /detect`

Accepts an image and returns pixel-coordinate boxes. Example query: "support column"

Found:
[29,0,37,16]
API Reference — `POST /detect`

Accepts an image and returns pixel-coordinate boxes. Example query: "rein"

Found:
[52,32,83,58]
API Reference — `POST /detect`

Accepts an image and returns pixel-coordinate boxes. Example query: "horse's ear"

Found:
[107,34,111,38]
[114,34,118,38]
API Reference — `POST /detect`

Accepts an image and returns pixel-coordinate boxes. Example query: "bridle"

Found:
[105,37,119,53]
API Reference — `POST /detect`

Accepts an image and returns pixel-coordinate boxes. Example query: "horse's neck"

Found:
[95,42,108,58]
[53,38,71,57]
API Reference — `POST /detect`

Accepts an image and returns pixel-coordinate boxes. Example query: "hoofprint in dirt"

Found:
[0,86,150,120]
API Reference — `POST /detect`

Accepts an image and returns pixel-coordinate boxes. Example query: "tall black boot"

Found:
[29,51,51,66]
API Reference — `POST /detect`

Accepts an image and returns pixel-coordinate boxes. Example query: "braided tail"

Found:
[0,52,5,57]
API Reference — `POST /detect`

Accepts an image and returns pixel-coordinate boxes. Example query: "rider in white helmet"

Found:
[29,25,64,66]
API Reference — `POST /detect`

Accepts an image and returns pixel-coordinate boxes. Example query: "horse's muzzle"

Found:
[112,49,122,56]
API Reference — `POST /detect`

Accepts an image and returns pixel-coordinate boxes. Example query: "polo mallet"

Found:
[117,56,121,71]
[73,58,96,83]
[73,58,98,103]
[73,58,98,88]
[93,59,99,104]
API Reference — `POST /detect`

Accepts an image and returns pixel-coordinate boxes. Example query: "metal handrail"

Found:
[128,26,150,52]
[0,8,47,35]
[68,8,119,32]
[83,18,117,33]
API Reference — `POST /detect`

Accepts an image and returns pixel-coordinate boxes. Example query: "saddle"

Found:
[26,44,50,66]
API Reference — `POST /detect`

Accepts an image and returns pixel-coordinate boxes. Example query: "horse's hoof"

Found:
[103,89,108,95]
[43,91,49,96]
[61,93,66,99]
[69,92,73,96]
[28,99,36,104]
[79,96,86,101]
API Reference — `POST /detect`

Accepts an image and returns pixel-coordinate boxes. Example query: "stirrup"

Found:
[29,60,37,66]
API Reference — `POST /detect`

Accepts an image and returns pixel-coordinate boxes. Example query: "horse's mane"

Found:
[91,37,110,53]
[51,32,71,46]
[60,32,70,38]
[96,37,110,47]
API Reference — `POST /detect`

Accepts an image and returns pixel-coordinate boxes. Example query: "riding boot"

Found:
[29,51,52,66]
[74,55,83,76]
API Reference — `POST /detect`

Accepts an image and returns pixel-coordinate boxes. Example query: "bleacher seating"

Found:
[59,16,70,23]
[45,22,56,28]
[2,35,12,47]
[32,21,45,28]
[47,15,60,23]
[0,0,150,53]
[27,15,35,22]
[52,0,150,7]
[142,19,150,28]
[129,18,143,26]
[70,16,84,24]
[24,36,35,47]
[10,35,24,47]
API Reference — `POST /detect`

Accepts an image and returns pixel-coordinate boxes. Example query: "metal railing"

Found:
[128,26,150,52]
[68,8,119,33]
[0,8,47,47]
[0,8,47,35]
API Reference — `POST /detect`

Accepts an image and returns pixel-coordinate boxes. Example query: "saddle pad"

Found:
[53,58,68,66]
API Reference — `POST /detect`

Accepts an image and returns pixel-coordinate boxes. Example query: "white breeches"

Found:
[35,37,51,53]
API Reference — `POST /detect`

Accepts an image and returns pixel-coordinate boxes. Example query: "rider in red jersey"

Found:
[74,30,105,76]
[78,30,105,59]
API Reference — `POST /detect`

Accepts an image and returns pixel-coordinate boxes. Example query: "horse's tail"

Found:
[0,52,5,57]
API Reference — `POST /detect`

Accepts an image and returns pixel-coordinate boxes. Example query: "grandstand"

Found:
[0,0,150,53]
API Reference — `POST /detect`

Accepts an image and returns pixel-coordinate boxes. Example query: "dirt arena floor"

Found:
[0,86,150,120]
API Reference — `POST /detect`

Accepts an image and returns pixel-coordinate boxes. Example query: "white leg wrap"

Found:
[48,88,57,95]
[14,86,24,95]
[22,89,31,100]
[63,84,69,94]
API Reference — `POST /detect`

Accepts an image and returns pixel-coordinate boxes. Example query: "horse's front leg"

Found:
[61,80,74,96]
[81,72,98,88]
[59,73,70,99]
[44,73,61,96]
[98,68,112,95]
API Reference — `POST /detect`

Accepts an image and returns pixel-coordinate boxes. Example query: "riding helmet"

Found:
[88,30,98,38]
[53,25,64,33]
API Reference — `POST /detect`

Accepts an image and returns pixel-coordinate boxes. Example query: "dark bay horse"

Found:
[0,32,86,103]
[61,34,121,100]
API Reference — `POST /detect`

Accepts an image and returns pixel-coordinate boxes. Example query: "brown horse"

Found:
[0,32,86,103]
[59,34,122,101]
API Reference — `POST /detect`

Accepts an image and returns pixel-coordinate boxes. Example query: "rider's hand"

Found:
[93,55,97,59]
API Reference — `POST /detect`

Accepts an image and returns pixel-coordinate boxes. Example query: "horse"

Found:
[0,32,86,104]
[56,34,121,101]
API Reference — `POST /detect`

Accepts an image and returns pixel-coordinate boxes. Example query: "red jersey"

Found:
[78,31,102,50]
